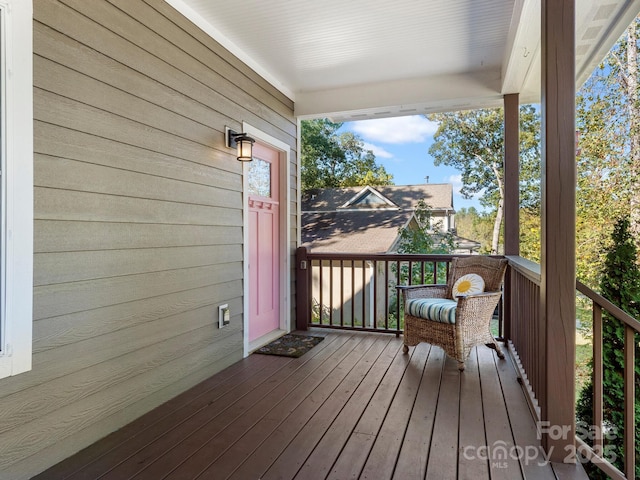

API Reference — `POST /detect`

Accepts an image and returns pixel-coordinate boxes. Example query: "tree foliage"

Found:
[427,105,540,254]
[454,207,497,254]
[301,119,393,192]
[396,200,454,254]
[575,17,640,288]
[576,218,640,478]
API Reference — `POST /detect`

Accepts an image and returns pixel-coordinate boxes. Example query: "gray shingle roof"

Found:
[302,184,453,212]
[301,210,413,253]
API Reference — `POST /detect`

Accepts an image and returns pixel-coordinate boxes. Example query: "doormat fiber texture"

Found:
[254,334,324,358]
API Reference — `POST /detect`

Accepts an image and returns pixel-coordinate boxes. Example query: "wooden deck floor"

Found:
[36,330,583,480]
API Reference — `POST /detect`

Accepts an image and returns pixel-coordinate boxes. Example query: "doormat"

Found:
[254,334,324,358]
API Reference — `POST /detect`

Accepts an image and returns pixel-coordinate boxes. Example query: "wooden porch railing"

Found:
[505,255,640,480]
[295,248,455,334]
[504,256,544,419]
[573,281,639,480]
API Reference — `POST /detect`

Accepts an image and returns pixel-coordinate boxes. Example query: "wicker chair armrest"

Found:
[456,291,502,300]
[396,284,448,300]
[455,291,502,328]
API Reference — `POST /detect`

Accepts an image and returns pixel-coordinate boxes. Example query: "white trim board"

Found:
[0,0,34,378]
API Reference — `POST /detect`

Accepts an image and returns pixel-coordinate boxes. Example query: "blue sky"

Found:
[339,115,483,212]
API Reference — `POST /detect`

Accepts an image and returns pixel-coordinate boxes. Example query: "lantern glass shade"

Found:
[236,136,254,162]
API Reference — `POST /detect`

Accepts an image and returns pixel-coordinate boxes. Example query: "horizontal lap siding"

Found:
[0,0,296,478]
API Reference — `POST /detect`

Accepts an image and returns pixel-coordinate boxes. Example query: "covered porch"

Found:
[36,330,569,480]
[3,0,639,478]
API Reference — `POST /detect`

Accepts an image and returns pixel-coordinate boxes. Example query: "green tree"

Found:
[575,17,640,289]
[427,105,540,254]
[576,217,640,479]
[454,207,496,254]
[301,119,393,192]
[396,200,454,254]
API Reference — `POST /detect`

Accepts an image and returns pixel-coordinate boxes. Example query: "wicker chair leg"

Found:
[402,344,409,354]
[487,341,505,359]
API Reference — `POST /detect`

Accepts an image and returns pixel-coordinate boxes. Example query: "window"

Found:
[0,0,34,379]
[247,157,272,197]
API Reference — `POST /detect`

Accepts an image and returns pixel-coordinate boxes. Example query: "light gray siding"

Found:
[0,0,297,477]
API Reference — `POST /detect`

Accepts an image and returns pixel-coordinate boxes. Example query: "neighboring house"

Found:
[301,184,479,328]
[0,1,631,478]
[301,184,478,254]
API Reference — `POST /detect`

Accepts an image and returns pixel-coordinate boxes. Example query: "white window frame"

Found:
[0,0,33,378]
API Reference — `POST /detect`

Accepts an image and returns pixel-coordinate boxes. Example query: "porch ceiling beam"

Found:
[501,0,540,95]
[295,71,505,121]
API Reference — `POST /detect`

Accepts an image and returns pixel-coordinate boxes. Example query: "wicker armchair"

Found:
[398,256,508,371]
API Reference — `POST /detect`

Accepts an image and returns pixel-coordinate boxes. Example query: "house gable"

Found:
[339,186,398,210]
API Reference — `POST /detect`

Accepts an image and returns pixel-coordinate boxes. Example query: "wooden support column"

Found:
[540,0,576,462]
[504,93,520,256]
[503,93,520,343]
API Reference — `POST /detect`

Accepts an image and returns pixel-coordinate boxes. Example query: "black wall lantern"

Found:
[225,127,255,162]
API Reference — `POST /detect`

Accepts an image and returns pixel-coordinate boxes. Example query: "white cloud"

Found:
[448,174,464,195]
[350,116,438,144]
[362,142,394,159]
[447,174,483,199]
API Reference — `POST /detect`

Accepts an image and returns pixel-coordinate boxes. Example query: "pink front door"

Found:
[248,143,280,342]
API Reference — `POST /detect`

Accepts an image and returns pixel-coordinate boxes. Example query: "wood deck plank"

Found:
[120,333,355,479]
[425,355,461,480]
[183,334,380,480]
[40,353,279,480]
[64,355,288,480]
[291,338,404,480]
[477,346,524,480]
[325,343,418,480]
[392,347,444,480]
[358,343,432,479]
[458,349,491,479]
[497,347,557,479]
[231,335,395,480]
[36,331,559,480]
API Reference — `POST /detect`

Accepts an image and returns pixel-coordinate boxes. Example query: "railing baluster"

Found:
[385,260,390,331]
[329,260,334,325]
[319,260,324,325]
[362,260,366,328]
[340,260,344,327]
[351,260,355,327]
[593,303,603,451]
[408,261,413,285]
[624,326,635,479]
[396,260,401,327]
[373,260,378,329]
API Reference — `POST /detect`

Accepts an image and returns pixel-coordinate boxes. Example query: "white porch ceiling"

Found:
[167,0,640,120]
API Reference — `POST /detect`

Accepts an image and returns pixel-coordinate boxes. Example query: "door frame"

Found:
[242,122,291,356]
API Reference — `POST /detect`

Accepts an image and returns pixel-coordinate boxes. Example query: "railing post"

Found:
[295,246,310,330]
[503,265,511,342]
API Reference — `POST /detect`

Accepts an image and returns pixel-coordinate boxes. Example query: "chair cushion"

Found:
[452,273,485,298]
[406,298,458,324]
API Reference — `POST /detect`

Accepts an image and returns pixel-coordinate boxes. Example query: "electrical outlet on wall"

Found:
[218,304,230,328]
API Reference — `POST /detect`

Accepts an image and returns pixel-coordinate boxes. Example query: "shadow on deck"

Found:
[36,330,586,479]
